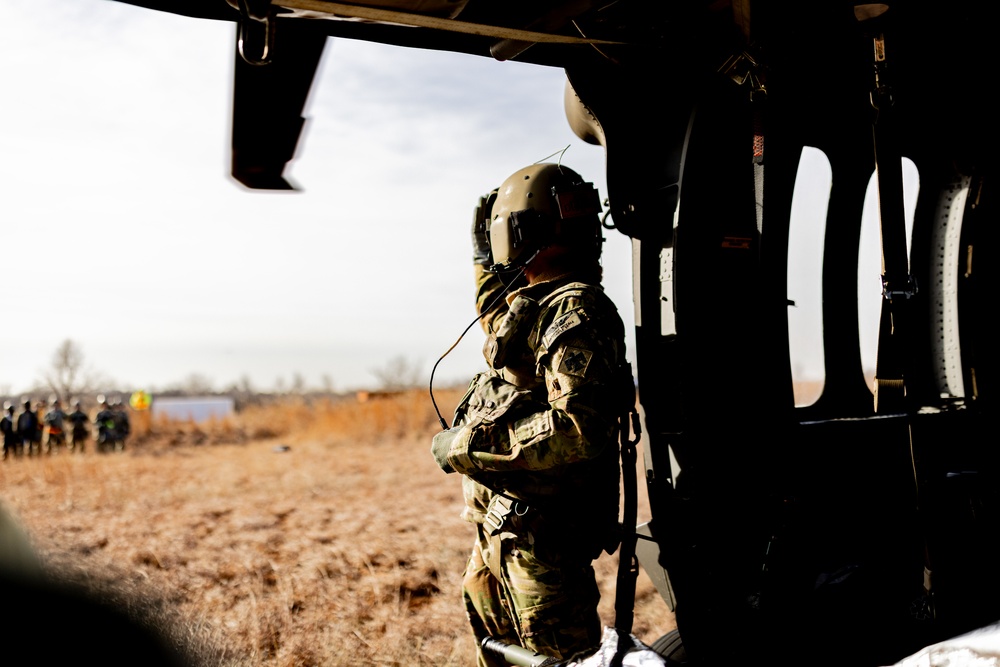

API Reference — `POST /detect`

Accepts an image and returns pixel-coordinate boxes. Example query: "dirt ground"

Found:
[0,410,675,666]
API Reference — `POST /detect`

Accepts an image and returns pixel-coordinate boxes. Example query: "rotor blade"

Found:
[230,20,327,190]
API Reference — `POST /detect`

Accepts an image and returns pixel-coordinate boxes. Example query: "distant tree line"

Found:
[2,341,427,413]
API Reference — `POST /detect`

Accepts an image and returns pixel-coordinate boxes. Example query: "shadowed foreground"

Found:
[0,391,675,666]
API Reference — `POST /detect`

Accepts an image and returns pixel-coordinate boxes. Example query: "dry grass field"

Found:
[0,390,675,666]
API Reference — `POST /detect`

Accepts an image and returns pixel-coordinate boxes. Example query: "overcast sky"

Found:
[3,0,632,395]
[4,0,919,400]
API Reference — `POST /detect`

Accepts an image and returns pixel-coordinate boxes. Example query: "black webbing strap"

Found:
[857,5,934,618]
[614,364,642,635]
[861,8,917,414]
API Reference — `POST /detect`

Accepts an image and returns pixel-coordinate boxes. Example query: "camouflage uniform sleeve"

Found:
[474,263,509,335]
[445,318,623,475]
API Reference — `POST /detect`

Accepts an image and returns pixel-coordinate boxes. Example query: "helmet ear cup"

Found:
[554,182,602,221]
[509,208,554,253]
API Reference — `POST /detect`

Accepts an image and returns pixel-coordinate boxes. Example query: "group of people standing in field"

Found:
[1,395,130,460]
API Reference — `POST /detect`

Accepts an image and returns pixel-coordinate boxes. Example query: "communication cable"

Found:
[428,265,529,429]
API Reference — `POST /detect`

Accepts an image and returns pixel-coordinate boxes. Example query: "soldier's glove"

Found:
[431,428,461,473]
[472,211,492,268]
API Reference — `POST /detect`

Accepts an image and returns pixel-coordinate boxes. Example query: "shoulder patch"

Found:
[542,309,586,350]
[558,346,593,377]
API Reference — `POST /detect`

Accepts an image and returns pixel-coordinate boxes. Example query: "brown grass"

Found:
[0,389,675,666]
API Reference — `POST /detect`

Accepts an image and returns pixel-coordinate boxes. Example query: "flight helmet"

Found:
[487,163,603,273]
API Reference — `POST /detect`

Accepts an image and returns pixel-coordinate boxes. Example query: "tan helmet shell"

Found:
[489,163,600,271]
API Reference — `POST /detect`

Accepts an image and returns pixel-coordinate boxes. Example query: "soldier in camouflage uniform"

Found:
[112,397,130,451]
[44,397,68,454]
[2,402,17,460]
[94,395,117,453]
[431,163,632,665]
[17,398,40,457]
[68,399,90,453]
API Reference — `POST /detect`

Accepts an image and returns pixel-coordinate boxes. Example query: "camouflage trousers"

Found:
[462,523,602,666]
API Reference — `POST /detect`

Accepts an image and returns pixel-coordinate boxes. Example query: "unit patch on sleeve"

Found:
[558,346,593,377]
[542,309,585,350]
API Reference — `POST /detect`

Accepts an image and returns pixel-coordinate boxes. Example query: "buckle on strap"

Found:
[483,495,528,535]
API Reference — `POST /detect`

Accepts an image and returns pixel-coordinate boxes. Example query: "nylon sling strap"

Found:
[857,4,934,618]
[613,363,642,635]
[859,5,917,414]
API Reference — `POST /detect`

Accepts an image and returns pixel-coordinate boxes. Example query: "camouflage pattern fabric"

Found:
[474,263,521,337]
[439,263,631,664]
[463,523,602,666]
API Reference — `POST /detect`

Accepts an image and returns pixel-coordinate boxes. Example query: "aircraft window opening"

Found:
[788,147,831,406]
[858,159,919,393]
